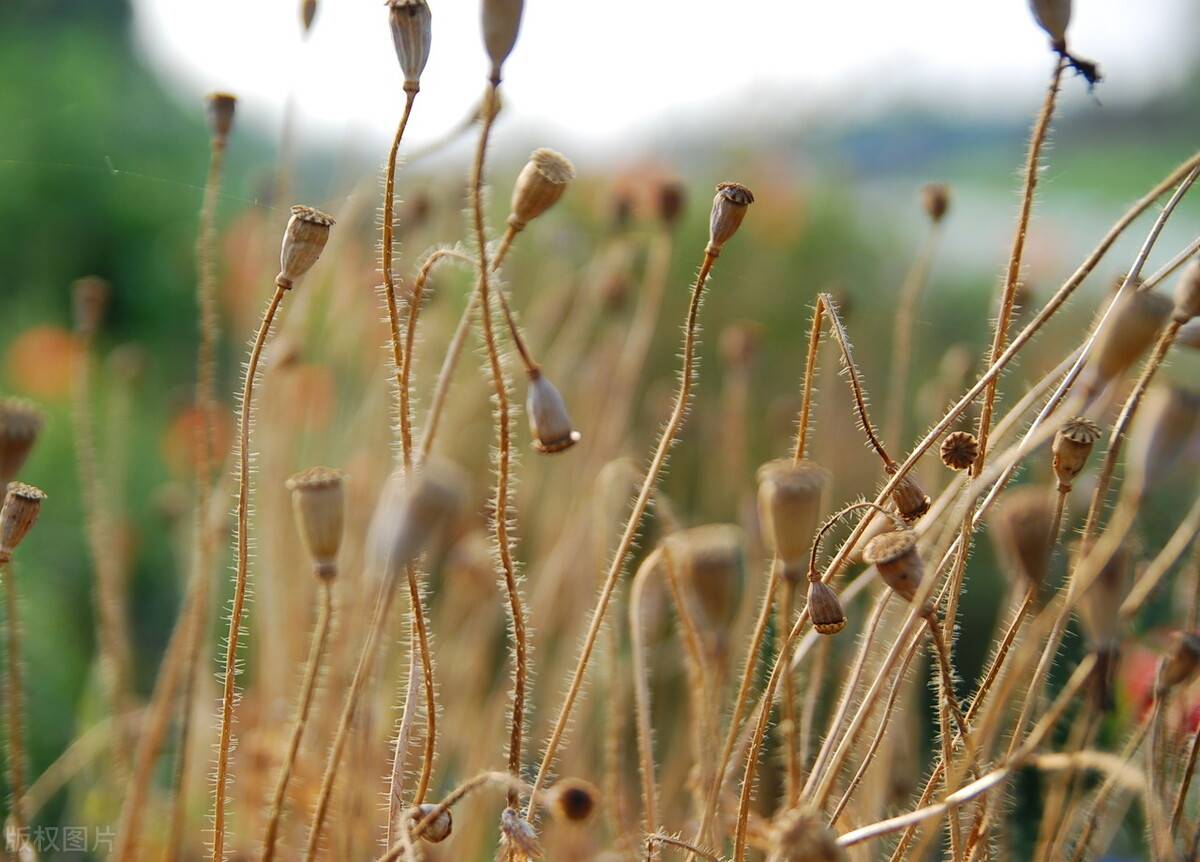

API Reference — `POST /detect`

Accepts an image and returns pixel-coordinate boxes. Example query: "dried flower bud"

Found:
[301,0,318,33]
[526,371,581,454]
[508,149,575,232]
[0,399,43,486]
[920,183,950,224]
[767,807,847,862]
[1051,416,1101,492]
[0,483,46,564]
[720,321,765,369]
[286,467,345,578]
[1172,259,1200,324]
[72,276,109,337]
[1127,386,1200,495]
[1030,0,1070,48]
[862,530,924,605]
[388,0,432,92]
[499,806,542,860]
[548,778,598,823]
[807,581,846,636]
[1158,631,1200,695]
[1083,288,1172,398]
[666,524,744,636]
[481,0,524,84]
[278,205,335,288]
[988,486,1054,590]
[1073,541,1128,653]
[889,472,931,523]
[411,802,452,843]
[940,431,978,471]
[657,179,686,227]
[707,182,754,256]
[368,460,464,573]
[756,459,829,582]
[206,92,237,142]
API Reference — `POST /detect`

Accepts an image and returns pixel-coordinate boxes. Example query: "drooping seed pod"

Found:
[920,182,950,224]
[388,0,433,93]
[940,430,978,471]
[1029,0,1070,48]
[707,182,754,256]
[206,92,237,142]
[72,276,110,338]
[481,0,524,85]
[286,467,345,578]
[410,802,452,843]
[300,0,317,33]
[0,483,46,564]
[862,529,924,605]
[767,807,848,862]
[547,778,599,823]
[988,486,1054,590]
[1073,540,1128,708]
[499,806,542,861]
[1082,288,1173,398]
[656,178,686,227]
[1158,630,1200,695]
[890,472,931,523]
[1051,416,1102,492]
[756,459,829,582]
[1172,259,1200,324]
[665,524,744,636]
[526,371,581,454]
[1127,385,1200,496]
[807,580,847,636]
[368,459,465,574]
[278,205,335,288]
[508,149,575,232]
[0,399,43,486]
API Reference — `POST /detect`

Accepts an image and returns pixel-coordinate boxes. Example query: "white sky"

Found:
[132,0,1196,157]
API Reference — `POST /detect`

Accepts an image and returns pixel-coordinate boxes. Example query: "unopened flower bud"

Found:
[0,483,46,564]
[278,205,334,288]
[1158,631,1200,695]
[301,0,318,33]
[807,580,846,636]
[666,524,744,637]
[889,472,931,523]
[862,530,924,606]
[206,92,237,142]
[526,371,580,454]
[939,430,978,472]
[508,149,575,232]
[388,0,432,92]
[989,486,1054,590]
[1073,540,1127,654]
[1172,259,1200,324]
[1128,386,1200,495]
[1051,416,1101,492]
[707,182,754,256]
[1030,0,1070,48]
[1083,289,1172,398]
[73,276,109,338]
[286,467,345,578]
[756,459,829,582]
[0,399,43,486]
[548,778,598,823]
[920,183,950,224]
[369,460,464,573]
[482,0,524,85]
[411,802,452,843]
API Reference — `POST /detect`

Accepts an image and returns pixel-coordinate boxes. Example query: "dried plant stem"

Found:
[1037,708,1101,862]
[212,282,288,861]
[1147,680,1171,861]
[629,549,662,839]
[799,636,829,777]
[1172,722,1200,832]
[2,560,28,839]
[526,244,721,819]
[261,580,334,862]
[644,833,724,862]
[1068,708,1154,862]
[823,295,894,469]
[778,579,801,805]
[884,223,941,450]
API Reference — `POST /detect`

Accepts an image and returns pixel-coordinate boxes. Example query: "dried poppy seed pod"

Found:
[988,486,1054,590]
[862,530,924,606]
[1074,541,1128,655]
[388,0,432,93]
[889,471,931,522]
[1051,416,1101,492]
[411,803,452,843]
[72,276,109,338]
[526,370,581,454]
[508,149,575,232]
[368,459,465,574]
[206,92,237,143]
[657,179,686,227]
[807,581,846,636]
[481,0,523,85]
[940,430,978,471]
[301,0,318,32]
[1158,631,1200,695]
[767,807,848,862]
[286,467,345,578]
[1172,259,1200,324]
[707,182,754,256]
[1030,0,1070,48]
[0,483,46,564]
[756,459,829,582]
[548,778,598,823]
[1083,289,1172,397]
[667,524,744,636]
[277,205,334,289]
[1128,386,1200,495]
[920,182,950,224]
[499,806,542,860]
[0,399,43,486]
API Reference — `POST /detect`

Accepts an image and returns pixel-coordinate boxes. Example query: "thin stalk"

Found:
[629,550,662,839]
[1173,723,1200,832]
[778,579,800,806]
[1037,709,1101,862]
[1147,680,1171,861]
[798,636,829,780]
[1068,709,1154,862]
[2,560,27,840]
[1122,489,1200,620]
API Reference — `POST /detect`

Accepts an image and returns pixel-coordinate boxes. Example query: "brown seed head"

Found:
[1072,540,1128,652]
[499,807,542,861]
[206,92,237,142]
[807,580,847,636]
[548,778,599,823]
[862,530,923,604]
[656,178,687,227]
[1084,288,1172,396]
[767,807,847,862]
[369,459,465,574]
[526,371,581,454]
[278,205,334,287]
[388,0,433,91]
[756,459,829,581]
[1128,386,1200,495]
[1051,416,1101,491]
[1159,630,1200,695]
[72,276,110,338]
[301,0,318,33]
[481,0,524,84]
[508,148,575,231]
[0,399,43,486]
[988,486,1054,590]
[890,472,931,523]
[286,467,346,578]
[1172,259,1200,324]
[707,182,754,256]
[411,803,453,843]
[0,483,46,564]
[666,524,744,636]
[940,430,978,471]
[920,182,950,224]
[1030,0,1071,48]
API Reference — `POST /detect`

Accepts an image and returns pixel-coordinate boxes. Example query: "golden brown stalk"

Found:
[385,89,420,463]
[628,550,663,840]
[1069,709,1154,861]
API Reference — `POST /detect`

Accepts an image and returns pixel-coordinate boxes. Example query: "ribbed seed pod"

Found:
[286,467,345,578]
[666,524,744,635]
[807,581,847,636]
[0,483,46,564]
[388,0,432,92]
[920,182,950,224]
[756,459,829,582]
[0,399,42,486]
[1158,631,1200,695]
[1172,259,1200,324]
[548,778,599,823]
[526,371,581,454]
[206,92,237,142]
[368,459,465,574]
[1083,289,1173,396]
[499,807,542,861]
[988,486,1054,590]
[508,149,575,232]
[411,803,452,843]
[707,182,754,255]
[890,472,931,523]
[482,0,524,84]
[862,530,923,605]
[1030,0,1071,47]
[278,205,335,288]
[72,276,109,337]
[767,807,847,862]
[940,430,978,471]
[1127,385,1200,495]
[1051,416,1102,492]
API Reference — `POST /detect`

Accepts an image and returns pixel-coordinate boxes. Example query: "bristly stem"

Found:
[2,559,28,841]
[823,296,895,469]
[629,550,663,842]
[212,281,288,862]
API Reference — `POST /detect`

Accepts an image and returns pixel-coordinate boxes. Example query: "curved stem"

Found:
[383,89,418,468]
[629,550,661,841]
[1068,710,1153,862]
[823,295,894,469]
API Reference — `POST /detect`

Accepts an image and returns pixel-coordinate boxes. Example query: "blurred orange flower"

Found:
[5,326,83,399]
